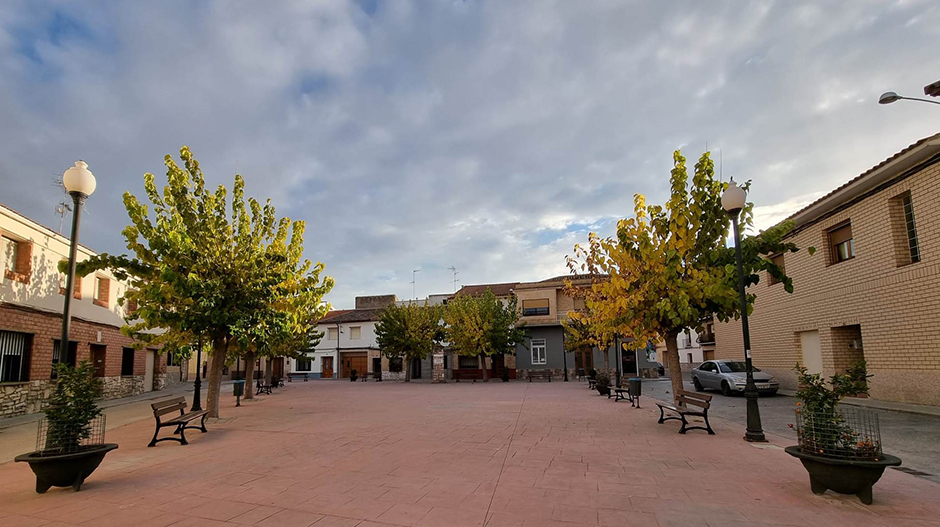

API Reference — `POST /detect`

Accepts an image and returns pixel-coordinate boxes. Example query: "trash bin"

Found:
[233,380,245,397]
[628,377,642,408]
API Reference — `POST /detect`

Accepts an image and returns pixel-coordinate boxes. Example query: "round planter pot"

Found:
[597,387,611,396]
[15,443,118,493]
[784,445,901,504]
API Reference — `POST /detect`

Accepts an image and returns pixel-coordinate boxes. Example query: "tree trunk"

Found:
[244,351,256,400]
[481,355,489,382]
[264,357,273,386]
[404,357,412,382]
[663,328,683,397]
[206,336,228,418]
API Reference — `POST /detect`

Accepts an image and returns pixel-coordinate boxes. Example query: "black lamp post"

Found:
[191,338,203,411]
[721,180,766,443]
[59,161,96,365]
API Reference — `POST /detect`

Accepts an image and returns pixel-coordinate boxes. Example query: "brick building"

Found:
[1,203,178,418]
[713,133,940,406]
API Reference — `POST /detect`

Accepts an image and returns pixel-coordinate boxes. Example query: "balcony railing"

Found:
[697,332,716,345]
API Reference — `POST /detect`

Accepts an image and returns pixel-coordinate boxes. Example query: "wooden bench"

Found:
[256,378,272,395]
[361,371,382,382]
[287,372,308,382]
[656,390,714,435]
[588,376,597,389]
[453,369,480,382]
[528,370,552,382]
[149,397,208,447]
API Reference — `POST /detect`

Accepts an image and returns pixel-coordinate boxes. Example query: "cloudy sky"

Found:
[1,1,938,309]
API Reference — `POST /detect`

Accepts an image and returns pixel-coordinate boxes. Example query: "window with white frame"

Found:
[350,326,361,340]
[295,356,312,371]
[531,339,547,365]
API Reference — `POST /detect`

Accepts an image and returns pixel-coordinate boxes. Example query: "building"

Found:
[655,327,705,370]
[0,203,180,419]
[299,295,393,380]
[713,133,940,406]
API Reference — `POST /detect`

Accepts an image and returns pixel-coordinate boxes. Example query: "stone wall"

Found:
[382,371,406,381]
[100,375,145,400]
[0,380,53,417]
[153,372,167,392]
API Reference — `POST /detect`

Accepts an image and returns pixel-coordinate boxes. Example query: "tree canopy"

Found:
[375,302,444,382]
[567,150,802,395]
[75,146,333,416]
[443,289,527,381]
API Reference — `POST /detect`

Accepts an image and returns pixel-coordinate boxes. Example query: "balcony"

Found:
[697,332,716,345]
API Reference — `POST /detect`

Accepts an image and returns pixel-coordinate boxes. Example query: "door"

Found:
[90,344,106,378]
[800,330,823,375]
[144,350,155,391]
[273,357,284,378]
[621,346,637,377]
[410,356,422,379]
[372,357,381,376]
[698,361,717,389]
[342,353,368,378]
[575,349,593,373]
[321,356,334,379]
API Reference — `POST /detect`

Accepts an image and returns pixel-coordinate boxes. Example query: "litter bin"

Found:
[233,380,246,406]
[628,377,642,408]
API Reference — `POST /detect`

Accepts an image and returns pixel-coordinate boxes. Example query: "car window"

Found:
[700,362,713,372]
[719,362,749,373]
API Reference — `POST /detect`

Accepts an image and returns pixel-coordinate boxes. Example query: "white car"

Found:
[691,359,779,396]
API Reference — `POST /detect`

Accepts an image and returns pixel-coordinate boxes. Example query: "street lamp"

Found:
[59,161,97,369]
[721,180,766,443]
[191,338,203,411]
[878,91,940,106]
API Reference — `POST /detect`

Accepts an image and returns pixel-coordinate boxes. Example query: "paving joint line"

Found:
[482,382,529,526]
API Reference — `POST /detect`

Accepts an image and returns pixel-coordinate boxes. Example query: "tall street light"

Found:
[191,338,203,411]
[721,180,766,443]
[878,91,940,106]
[60,161,97,369]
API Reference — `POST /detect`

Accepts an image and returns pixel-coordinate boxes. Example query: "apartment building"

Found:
[713,133,940,406]
[655,327,705,370]
[0,203,177,418]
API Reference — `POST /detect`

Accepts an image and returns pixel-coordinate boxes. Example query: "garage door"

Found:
[341,352,368,378]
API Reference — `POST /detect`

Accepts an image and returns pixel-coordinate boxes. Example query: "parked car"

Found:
[691,359,778,396]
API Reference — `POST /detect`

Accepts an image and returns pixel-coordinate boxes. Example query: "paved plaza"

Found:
[1,380,939,527]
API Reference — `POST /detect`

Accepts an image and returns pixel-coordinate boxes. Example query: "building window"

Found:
[350,326,361,340]
[902,193,920,263]
[166,351,180,367]
[0,330,31,383]
[389,357,403,372]
[93,276,110,308]
[458,355,478,369]
[295,357,312,371]
[52,339,78,377]
[531,339,547,365]
[768,253,785,285]
[828,223,854,264]
[522,298,550,316]
[2,236,31,284]
[328,328,338,340]
[573,297,586,311]
[121,347,135,376]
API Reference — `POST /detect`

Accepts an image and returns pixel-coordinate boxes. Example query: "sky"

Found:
[1,1,938,309]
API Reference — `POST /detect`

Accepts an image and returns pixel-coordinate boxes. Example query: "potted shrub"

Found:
[350,369,358,382]
[595,372,611,396]
[785,362,900,504]
[15,362,118,493]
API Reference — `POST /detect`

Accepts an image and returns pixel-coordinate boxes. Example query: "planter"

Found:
[15,444,118,493]
[785,446,901,504]
[597,386,611,396]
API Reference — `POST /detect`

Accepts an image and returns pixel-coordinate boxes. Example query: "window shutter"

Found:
[829,224,853,245]
[523,299,550,309]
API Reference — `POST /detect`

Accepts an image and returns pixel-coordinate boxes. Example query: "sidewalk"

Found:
[0,381,937,527]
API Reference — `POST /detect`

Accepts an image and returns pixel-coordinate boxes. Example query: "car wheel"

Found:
[721,381,732,397]
[692,377,703,392]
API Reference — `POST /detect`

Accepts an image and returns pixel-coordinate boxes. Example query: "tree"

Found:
[444,290,527,381]
[375,302,444,382]
[561,306,618,374]
[75,147,333,417]
[567,150,802,396]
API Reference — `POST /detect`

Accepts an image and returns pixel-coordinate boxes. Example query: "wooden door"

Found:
[90,344,106,378]
[321,356,334,379]
[273,357,284,378]
[144,350,154,391]
[342,353,367,378]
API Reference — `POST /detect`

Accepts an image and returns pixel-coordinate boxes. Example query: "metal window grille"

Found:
[0,330,31,383]
[795,406,882,461]
[902,194,920,263]
[35,415,106,456]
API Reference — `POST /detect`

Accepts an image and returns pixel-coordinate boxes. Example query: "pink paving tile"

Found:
[374,503,433,526]
[414,507,486,527]
[551,505,598,524]
[312,515,364,526]
[188,499,260,521]
[256,508,324,527]
[229,505,283,525]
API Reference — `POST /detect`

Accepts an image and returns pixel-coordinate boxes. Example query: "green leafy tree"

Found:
[444,290,527,381]
[375,302,444,382]
[44,361,102,452]
[75,147,333,417]
[567,150,803,396]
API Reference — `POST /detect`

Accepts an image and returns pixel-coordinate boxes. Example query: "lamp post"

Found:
[191,338,203,411]
[721,180,766,443]
[878,91,940,107]
[59,161,97,368]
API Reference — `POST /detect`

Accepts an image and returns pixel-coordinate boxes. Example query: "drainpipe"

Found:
[336,322,341,379]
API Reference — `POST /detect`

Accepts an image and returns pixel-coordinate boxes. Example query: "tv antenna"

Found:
[411,269,420,300]
[447,266,459,292]
[51,174,72,234]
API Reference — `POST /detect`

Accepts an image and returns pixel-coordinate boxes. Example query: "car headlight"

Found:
[768,377,777,383]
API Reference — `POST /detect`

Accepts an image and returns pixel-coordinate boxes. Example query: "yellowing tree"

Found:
[567,151,801,396]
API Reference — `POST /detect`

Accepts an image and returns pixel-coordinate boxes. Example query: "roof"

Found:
[0,202,98,254]
[786,133,940,231]
[319,309,353,323]
[317,308,384,324]
[454,282,519,298]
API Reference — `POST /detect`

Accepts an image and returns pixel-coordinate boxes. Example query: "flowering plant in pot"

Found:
[15,362,118,493]
[785,362,899,504]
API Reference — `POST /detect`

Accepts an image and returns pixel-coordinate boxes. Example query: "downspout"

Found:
[336,322,341,379]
